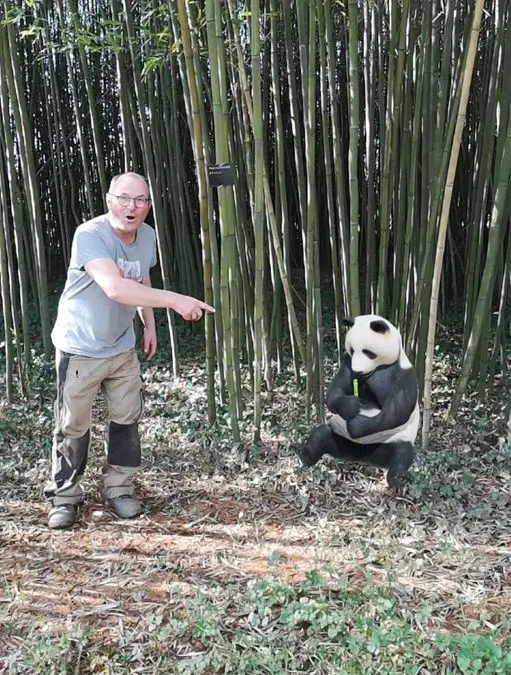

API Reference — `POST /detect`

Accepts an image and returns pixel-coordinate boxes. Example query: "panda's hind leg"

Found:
[361,441,415,488]
[386,441,415,489]
[291,424,339,468]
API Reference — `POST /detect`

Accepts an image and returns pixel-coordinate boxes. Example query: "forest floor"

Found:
[0,341,510,674]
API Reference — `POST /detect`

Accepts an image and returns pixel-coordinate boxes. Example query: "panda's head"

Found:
[344,314,409,376]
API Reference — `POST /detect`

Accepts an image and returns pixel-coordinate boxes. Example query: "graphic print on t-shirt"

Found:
[117,258,142,282]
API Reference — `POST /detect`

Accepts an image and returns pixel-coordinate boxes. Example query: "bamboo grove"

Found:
[0,0,509,443]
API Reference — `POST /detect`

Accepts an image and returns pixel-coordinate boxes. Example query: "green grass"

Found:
[2,573,510,674]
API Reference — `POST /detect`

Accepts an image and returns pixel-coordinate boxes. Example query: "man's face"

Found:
[106,175,151,240]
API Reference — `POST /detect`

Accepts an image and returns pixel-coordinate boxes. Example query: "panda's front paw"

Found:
[336,396,361,420]
[347,415,370,439]
[290,443,316,467]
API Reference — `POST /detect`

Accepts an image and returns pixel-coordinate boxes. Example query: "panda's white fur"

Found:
[345,314,412,375]
[328,404,420,444]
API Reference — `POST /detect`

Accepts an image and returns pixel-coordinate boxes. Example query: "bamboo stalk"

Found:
[422,0,485,448]
[346,0,361,316]
[175,0,219,427]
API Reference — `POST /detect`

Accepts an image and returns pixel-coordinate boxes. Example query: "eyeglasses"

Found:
[108,193,151,208]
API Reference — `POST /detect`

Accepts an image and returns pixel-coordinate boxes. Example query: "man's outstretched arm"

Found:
[85,258,215,320]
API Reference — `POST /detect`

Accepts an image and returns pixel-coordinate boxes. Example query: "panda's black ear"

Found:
[343,316,355,327]
[370,319,389,334]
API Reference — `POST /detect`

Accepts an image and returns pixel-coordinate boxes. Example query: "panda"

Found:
[292,315,420,488]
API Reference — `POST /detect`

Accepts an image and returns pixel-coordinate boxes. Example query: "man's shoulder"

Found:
[71,215,114,262]
[76,214,110,235]
[138,222,156,241]
[136,223,157,254]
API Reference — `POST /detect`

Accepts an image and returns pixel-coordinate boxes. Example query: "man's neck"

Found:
[108,216,137,244]
[114,229,136,245]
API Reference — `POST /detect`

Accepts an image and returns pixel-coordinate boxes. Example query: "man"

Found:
[45,172,214,529]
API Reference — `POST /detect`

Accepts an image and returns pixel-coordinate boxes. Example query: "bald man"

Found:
[46,172,214,529]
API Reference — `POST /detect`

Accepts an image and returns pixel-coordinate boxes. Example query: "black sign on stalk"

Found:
[207,163,235,188]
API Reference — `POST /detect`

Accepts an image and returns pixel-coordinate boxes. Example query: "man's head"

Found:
[106,173,151,242]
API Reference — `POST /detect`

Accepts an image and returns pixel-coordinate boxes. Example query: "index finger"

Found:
[198,301,215,313]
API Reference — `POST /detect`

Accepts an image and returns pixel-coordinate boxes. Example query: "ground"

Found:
[0,352,510,673]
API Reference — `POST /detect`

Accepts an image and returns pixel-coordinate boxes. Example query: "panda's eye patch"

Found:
[363,349,377,359]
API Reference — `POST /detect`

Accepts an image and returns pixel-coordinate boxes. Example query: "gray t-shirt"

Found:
[51,214,157,358]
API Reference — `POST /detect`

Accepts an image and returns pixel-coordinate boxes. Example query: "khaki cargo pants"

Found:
[44,349,144,506]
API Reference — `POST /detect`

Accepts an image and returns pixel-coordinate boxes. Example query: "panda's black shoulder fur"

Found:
[361,360,418,410]
[326,353,418,416]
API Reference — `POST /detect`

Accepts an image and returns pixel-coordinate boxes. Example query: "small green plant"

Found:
[6,625,94,675]
[436,633,511,674]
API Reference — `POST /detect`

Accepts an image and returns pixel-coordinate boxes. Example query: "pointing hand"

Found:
[175,296,215,321]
